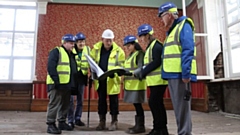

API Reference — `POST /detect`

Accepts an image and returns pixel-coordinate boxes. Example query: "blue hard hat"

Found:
[137,24,153,37]
[123,35,138,45]
[75,32,86,40]
[62,34,75,42]
[158,2,177,17]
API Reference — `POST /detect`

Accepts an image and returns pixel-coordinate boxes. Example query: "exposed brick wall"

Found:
[213,52,224,79]
[207,52,224,112]
[223,81,240,114]
[208,80,240,114]
[207,83,224,112]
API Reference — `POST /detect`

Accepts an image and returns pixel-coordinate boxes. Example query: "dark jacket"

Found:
[142,39,163,77]
[47,45,78,92]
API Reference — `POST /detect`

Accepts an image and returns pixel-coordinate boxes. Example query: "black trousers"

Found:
[97,80,119,115]
[149,85,168,130]
[133,103,144,116]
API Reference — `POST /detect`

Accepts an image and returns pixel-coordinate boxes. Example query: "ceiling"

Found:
[51,0,193,8]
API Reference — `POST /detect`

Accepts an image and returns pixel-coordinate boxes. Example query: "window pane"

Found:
[13,59,32,80]
[228,23,240,46]
[227,9,240,24]
[0,2,36,6]
[226,0,238,12]
[231,47,240,73]
[15,9,36,31]
[0,32,13,56]
[195,36,207,76]
[186,0,207,33]
[13,33,34,56]
[0,8,15,31]
[0,59,10,80]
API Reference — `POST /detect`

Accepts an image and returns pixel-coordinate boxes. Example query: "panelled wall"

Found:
[31,81,207,112]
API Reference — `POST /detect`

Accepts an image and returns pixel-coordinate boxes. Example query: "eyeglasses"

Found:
[160,12,169,18]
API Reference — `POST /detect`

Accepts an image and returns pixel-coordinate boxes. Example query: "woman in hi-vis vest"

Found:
[123,35,146,134]
[135,24,169,135]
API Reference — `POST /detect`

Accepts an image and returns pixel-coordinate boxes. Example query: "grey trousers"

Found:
[168,79,192,135]
[46,89,71,123]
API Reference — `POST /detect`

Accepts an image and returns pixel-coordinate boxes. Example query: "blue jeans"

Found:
[67,84,85,123]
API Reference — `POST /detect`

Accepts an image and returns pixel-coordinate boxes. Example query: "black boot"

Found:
[58,121,73,131]
[68,122,74,129]
[128,115,145,134]
[96,115,106,131]
[47,123,61,134]
[108,115,118,131]
[160,128,169,135]
[75,120,85,126]
[128,121,136,130]
[146,128,169,135]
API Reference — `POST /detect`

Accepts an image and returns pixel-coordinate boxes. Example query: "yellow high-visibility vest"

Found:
[91,41,125,95]
[46,46,70,84]
[124,51,146,91]
[163,18,197,74]
[144,40,168,86]
[72,46,91,75]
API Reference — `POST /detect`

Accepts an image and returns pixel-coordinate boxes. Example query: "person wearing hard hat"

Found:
[46,34,77,134]
[67,32,91,129]
[134,24,169,135]
[91,29,125,131]
[158,2,197,135]
[123,35,146,134]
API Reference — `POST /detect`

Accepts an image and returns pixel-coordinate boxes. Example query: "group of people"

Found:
[45,2,197,135]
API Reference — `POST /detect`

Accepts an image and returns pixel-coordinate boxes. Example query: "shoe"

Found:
[127,115,145,134]
[108,115,118,131]
[68,122,74,129]
[146,129,169,135]
[75,120,85,126]
[47,123,61,134]
[146,129,160,135]
[96,115,106,131]
[58,122,73,131]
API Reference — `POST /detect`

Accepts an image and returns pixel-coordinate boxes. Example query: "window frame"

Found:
[0,4,38,83]
[182,0,213,80]
[223,0,240,78]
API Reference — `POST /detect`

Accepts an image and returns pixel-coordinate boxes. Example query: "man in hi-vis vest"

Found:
[91,29,125,131]
[67,32,91,129]
[135,24,169,135]
[158,2,197,135]
[46,34,77,134]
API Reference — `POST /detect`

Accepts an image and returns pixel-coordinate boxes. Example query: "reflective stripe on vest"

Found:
[144,40,168,86]
[75,46,90,75]
[46,47,70,84]
[124,51,146,91]
[163,18,197,74]
[91,42,125,95]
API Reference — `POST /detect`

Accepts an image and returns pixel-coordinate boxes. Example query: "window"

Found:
[225,0,240,77]
[0,2,37,82]
[183,0,211,80]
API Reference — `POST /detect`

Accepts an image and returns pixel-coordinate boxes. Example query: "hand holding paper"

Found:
[84,54,131,80]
